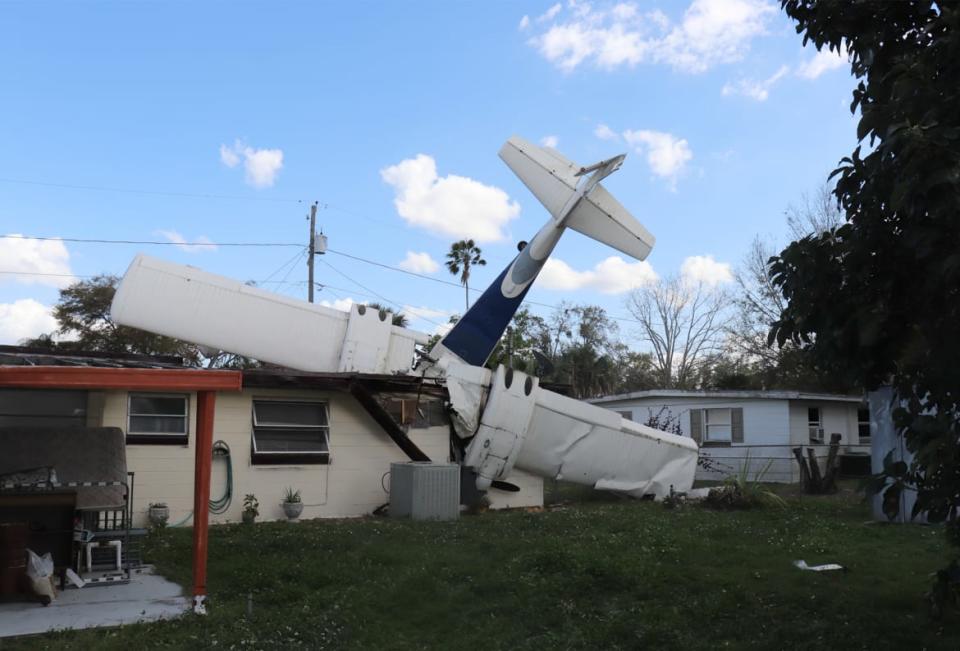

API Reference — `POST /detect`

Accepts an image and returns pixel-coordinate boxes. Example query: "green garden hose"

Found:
[168,440,233,526]
[209,440,233,515]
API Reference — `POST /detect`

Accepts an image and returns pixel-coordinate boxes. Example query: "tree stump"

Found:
[794,434,843,494]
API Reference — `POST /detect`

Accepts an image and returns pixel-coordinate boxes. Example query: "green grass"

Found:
[8,490,959,650]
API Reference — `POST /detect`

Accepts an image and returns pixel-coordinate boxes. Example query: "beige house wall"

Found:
[96,388,543,526]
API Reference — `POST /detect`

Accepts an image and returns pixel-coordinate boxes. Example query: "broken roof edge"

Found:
[588,389,866,405]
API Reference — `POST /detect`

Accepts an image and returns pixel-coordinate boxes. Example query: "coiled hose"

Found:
[168,440,233,526]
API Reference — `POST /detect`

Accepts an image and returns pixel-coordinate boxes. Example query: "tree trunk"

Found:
[793,447,812,492]
[806,448,823,493]
[821,434,843,492]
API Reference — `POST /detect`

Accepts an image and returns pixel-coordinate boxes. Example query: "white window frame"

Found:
[251,399,330,464]
[127,392,189,442]
[705,408,732,443]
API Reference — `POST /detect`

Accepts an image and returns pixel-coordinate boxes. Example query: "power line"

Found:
[0,235,646,325]
[318,259,445,328]
[0,177,304,204]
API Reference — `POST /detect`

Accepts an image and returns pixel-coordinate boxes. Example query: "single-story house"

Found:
[0,347,543,531]
[589,389,870,483]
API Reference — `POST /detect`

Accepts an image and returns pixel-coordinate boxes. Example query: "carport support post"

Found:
[192,390,216,614]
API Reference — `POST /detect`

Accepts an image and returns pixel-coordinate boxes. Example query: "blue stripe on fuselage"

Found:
[440,256,534,367]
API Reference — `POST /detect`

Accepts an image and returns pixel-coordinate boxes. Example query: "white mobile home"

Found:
[590,390,870,483]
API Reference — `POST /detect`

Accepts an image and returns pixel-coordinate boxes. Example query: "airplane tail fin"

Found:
[499,136,655,260]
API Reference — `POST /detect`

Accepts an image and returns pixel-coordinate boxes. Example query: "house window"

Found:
[251,400,329,465]
[857,408,871,444]
[0,389,87,428]
[617,411,633,422]
[705,408,732,443]
[127,393,189,444]
[808,407,823,443]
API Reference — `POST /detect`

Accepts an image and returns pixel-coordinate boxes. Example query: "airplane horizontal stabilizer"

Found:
[499,135,654,261]
[498,136,577,217]
[565,184,655,261]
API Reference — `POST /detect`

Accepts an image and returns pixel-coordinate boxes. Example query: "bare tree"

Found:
[785,183,844,240]
[728,236,784,366]
[626,277,729,389]
[726,182,847,390]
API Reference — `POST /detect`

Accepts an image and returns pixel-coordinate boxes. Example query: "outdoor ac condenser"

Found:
[389,462,459,521]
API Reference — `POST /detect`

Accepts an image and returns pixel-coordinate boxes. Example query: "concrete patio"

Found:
[0,568,188,639]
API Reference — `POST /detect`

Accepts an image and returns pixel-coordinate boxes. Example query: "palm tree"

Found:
[445,239,486,311]
[365,302,409,327]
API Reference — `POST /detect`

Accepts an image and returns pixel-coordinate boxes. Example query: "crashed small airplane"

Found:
[111,136,698,500]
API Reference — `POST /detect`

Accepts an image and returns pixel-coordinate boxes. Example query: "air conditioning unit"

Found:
[808,427,825,443]
[389,462,459,521]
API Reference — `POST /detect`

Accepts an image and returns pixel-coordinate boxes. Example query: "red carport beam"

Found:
[0,366,242,391]
[192,390,216,614]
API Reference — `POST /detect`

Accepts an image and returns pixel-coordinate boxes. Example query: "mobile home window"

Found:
[808,407,823,443]
[251,400,329,465]
[705,408,731,442]
[617,411,633,422]
[857,408,871,444]
[127,393,189,444]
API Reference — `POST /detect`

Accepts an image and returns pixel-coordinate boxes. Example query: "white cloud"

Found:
[622,129,693,189]
[519,15,531,30]
[319,297,355,312]
[539,256,657,294]
[380,154,520,243]
[528,0,776,73]
[219,139,284,188]
[539,3,563,22]
[0,235,74,288]
[156,230,218,253]
[540,135,560,148]
[796,44,849,80]
[431,321,454,337]
[680,254,733,286]
[397,251,440,274]
[0,299,57,343]
[594,123,619,141]
[721,64,789,101]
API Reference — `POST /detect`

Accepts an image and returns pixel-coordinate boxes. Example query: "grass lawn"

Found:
[8,488,958,650]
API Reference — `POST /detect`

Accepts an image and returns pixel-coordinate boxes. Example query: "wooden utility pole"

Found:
[307,202,317,303]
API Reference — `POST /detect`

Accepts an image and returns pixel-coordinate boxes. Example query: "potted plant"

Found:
[242,494,259,524]
[282,487,303,521]
[148,502,169,527]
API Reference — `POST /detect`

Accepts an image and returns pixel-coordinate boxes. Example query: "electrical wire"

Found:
[0,177,304,204]
[0,235,646,325]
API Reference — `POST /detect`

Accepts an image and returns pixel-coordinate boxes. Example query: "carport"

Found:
[0,364,242,614]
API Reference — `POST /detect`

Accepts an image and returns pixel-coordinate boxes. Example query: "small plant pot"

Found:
[242,511,256,525]
[282,502,304,520]
[148,505,169,527]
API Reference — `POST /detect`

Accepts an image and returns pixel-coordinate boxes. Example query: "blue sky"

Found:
[0,0,858,344]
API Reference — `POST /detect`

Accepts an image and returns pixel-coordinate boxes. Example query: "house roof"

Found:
[0,345,185,369]
[589,389,865,405]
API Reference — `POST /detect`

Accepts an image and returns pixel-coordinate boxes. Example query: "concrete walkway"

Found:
[0,570,189,638]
